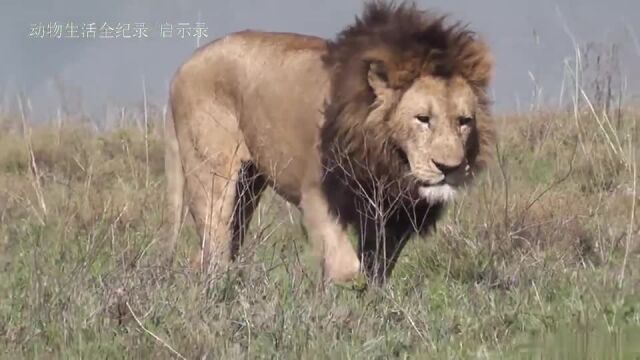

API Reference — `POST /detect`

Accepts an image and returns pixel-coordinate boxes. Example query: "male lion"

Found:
[165,2,495,284]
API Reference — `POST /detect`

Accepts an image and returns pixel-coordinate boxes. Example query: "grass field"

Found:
[0,103,638,358]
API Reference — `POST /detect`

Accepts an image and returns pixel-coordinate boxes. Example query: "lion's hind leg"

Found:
[186,158,267,274]
[177,104,253,274]
[183,152,241,273]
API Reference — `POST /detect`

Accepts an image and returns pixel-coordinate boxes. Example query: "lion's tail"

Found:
[163,99,185,260]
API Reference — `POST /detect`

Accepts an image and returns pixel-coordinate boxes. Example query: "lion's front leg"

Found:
[300,188,360,284]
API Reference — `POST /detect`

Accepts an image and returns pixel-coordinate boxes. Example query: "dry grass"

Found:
[0,104,638,358]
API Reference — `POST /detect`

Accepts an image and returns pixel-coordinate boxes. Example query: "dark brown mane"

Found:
[323,1,492,89]
[320,1,494,195]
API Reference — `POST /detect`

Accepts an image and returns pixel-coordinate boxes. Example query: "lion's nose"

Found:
[432,160,462,176]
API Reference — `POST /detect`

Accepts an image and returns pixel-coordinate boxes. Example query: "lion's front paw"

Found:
[323,247,361,284]
[333,272,368,292]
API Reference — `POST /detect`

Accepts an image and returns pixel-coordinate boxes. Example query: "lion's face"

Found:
[388,75,479,203]
[325,13,494,205]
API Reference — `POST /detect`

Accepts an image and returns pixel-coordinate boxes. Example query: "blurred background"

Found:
[2,0,639,120]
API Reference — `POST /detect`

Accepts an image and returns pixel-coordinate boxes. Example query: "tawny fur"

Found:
[165,1,496,284]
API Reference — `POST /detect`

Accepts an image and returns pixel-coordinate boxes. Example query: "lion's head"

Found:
[321,2,495,204]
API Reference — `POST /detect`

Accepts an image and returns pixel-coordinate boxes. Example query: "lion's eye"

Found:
[458,116,473,127]
[416,115,431,125]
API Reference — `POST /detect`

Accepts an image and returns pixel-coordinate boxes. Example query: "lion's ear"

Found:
[366,60,390,97]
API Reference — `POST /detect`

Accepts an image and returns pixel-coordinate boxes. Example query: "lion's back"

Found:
[173,30,327,95]
[170,31,332,204]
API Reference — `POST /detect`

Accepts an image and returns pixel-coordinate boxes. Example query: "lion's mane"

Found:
[320,1,495,229]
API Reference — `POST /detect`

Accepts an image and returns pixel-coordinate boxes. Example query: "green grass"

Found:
[0,107,638,358]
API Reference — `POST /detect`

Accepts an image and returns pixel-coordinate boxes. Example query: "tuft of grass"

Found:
[0,105,638,358]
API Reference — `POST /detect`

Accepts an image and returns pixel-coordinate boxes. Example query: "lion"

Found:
[164,2,495,284]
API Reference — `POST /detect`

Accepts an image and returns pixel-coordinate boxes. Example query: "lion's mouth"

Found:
[395,147,463,190]
[415,179,449,189]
